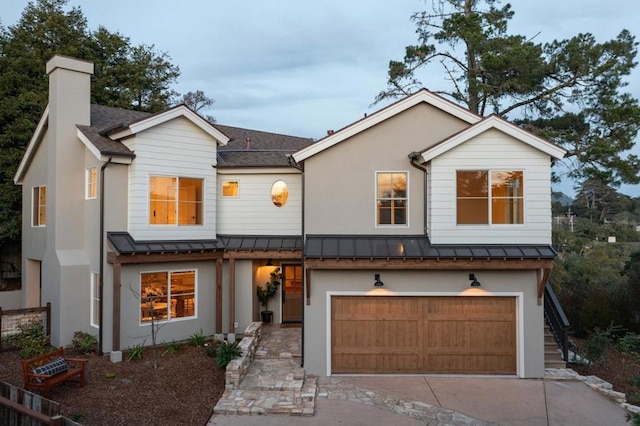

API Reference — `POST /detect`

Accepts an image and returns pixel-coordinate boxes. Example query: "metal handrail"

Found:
[544,282,570,363]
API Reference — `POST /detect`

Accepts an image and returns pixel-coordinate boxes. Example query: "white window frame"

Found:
[221,180,240,198]
[456,169,525,226]
[32,185,46,227]
[139,269,197,325]
[375,171,409,228]
[148,175,204,226]
[90,272,100,327]
[86,167,97,199]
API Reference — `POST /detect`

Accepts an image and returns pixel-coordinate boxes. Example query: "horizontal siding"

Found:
[127,117,218,241]
[429,130,553,245]
[217,173,302,235]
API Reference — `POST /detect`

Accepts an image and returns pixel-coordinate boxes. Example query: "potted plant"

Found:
[256,267,281,323]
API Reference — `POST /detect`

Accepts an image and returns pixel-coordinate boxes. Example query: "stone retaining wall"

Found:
[225,322,262,391]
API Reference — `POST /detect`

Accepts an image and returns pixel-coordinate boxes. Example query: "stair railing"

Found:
[543,282,570,364]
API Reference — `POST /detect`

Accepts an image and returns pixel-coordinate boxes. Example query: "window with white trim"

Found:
[456,170,524,224]
[376,172,407,225]
[91,272,100,327]
[140,270,196,323]
[86,167,97,199]
[149,176,203,225]
[32,186,46,227]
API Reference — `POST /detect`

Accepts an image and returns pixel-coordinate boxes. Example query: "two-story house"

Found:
[292,90,565,378]
[14,55,312,354]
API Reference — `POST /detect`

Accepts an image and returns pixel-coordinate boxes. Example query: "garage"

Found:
[331,296,516,374]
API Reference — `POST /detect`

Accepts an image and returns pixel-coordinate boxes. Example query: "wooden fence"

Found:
[0,304,51,352]
[0,381,80,425]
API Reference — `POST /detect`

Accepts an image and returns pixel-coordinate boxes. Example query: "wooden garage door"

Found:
[331,296,516,374]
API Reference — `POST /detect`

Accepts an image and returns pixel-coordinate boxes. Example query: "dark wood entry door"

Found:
[281,264,302,323]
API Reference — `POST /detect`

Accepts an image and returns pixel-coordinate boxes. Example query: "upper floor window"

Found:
[222,180,239,197]
[271,180,289,207]
[32,186,46,227]
[149,176,203,226]
[456,170,523,225]
[140,270,196,323]
[86,167,97,199]
[376,172,407,226]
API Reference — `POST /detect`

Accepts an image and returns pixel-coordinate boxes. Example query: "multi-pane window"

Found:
[140,270,196,323]
[222,181,239,197]
[149,176,203,225]
[456,170,524,225]
[86,167,97,199]
[376,172,407,225]
[32,186,46,227]
[91,272,100,327]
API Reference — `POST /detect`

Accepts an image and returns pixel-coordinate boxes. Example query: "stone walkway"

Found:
[213,325,318,416]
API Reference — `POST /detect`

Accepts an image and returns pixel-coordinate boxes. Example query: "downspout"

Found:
[287,154,305,367]
[409,152,428,235]
[98,155,113,355]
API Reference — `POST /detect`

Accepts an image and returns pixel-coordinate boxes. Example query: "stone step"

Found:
[241,359,306,391]
[545,359,567,368]
[213,376,317,416]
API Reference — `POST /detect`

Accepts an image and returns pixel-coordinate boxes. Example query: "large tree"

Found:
[377,0,640,188]
[0,0,180,246]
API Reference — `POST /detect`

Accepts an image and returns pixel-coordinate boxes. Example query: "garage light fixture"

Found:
[374,273,384,287]
[469,274,481,287]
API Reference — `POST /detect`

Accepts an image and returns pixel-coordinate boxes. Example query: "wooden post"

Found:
[228,258,235,334]
[216,257,223,334]
[45,302,51,341]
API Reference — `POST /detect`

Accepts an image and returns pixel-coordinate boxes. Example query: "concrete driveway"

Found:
[209,376,630,425]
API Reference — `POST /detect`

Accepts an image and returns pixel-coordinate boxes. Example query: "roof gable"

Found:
[107,104,229,145]
[292,89,482,162]
[419,114,567,162]
[14,106,49,184]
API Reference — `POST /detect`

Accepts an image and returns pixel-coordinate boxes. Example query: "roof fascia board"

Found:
[216,167,301,175]
[292,90,482,162]
[108,106,230,145]
[420,115,567,162]
[14,105,49,184]
[77,128,104,160]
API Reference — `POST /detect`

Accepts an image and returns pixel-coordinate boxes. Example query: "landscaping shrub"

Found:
[15,319,48,359]
[214,340,241,368]
[126,342,145,361]
[617,332,640,354]
[189,329,206,347]
[581,327,613,373]
[161,339,184,355]
[68,331,98,354]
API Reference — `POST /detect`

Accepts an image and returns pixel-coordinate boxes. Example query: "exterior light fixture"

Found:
[469,273,481,287]
[266,259,273,266]
[374,273,384,287]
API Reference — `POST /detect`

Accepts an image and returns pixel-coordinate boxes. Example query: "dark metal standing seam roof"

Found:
[107,232,302,255]
[107,232,224,255]
[304,235,557,260]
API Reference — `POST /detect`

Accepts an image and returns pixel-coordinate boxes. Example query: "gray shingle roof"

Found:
[305,235,557,260]
[77,105,313,167]
[216,124,314,167]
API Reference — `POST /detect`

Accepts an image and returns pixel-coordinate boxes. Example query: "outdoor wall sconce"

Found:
[266,259,273,266]
[469,273,481,287]
[374,273,384,287]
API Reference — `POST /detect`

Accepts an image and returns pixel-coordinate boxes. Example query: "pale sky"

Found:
[3,0,640,196]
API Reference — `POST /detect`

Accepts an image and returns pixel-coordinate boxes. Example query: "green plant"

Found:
[618,332,640,354]
[15,319,49,359]
[632,376,640,388]
[105,372,117,379]
[68,331,98,354]
[204,342,219,358]
[627,412,640,426]
[189,329,206,347]
[582,327,613,373]
[256,267,281,311]
[162,339,184,355]
[214,340,242,368]
[126,342,145,361]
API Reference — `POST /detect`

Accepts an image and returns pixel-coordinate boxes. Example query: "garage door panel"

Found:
[331,296,517,375]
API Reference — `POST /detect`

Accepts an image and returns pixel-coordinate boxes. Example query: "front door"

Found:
[281,264,302,323]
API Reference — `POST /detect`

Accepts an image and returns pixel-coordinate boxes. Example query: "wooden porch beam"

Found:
[224,251,302,260]
[107,251,223,264]
[537,268,552,306]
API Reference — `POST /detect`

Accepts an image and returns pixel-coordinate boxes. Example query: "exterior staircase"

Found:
[545,324,567,368]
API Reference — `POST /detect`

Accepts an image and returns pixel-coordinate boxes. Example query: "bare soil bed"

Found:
[0,344,226,425]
